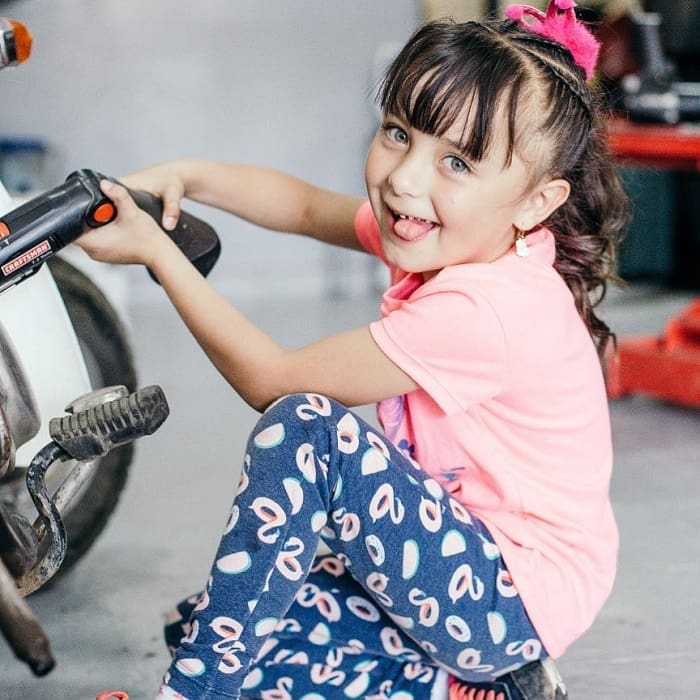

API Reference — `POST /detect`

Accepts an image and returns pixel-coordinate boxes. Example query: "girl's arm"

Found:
[122,159,367,252]
[76,182,416,411]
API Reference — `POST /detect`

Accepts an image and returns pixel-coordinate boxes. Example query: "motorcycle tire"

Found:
[44,256,138,579]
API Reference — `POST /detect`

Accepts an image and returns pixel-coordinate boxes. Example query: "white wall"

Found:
[0,0,420,299]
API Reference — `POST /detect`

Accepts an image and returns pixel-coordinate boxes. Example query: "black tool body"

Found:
[0,168,220,293]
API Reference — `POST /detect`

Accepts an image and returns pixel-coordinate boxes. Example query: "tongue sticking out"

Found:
[394,216,435,241]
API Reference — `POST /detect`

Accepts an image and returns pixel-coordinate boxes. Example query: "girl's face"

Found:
[364,107,541,280]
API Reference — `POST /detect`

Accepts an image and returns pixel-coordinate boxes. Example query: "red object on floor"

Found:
[605,119,700,408]
[606,300,700,408]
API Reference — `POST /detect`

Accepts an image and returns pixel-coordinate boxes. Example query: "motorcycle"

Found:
[0,17,220,677]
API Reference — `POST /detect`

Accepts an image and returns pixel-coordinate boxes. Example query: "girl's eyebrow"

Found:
[383,112,407,125]
[440,135,471,157]
[443,137,466,151]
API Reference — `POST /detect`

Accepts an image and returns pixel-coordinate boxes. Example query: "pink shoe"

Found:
[96,693,129,700]
[448,659,568,700]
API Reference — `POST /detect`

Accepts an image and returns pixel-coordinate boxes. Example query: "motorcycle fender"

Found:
[0,266,91,465]
[0,179,91,464]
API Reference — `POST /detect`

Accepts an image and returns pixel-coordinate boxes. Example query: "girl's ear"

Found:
[518,178,570,231]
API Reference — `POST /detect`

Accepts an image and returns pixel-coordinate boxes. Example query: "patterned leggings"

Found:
[162,394,545,700]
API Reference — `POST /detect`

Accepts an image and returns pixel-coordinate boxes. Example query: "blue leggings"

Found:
[162,394,545,699]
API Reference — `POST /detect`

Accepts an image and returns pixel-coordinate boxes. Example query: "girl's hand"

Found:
[75,180,170,267]
[118,162,185,231]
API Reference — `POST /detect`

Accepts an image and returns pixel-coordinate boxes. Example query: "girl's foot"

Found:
[448,659,568,700]
[96,693,129,700]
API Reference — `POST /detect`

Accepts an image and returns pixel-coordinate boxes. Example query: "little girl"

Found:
[85,2,628,699]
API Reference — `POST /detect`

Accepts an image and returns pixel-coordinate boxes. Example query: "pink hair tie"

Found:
[505,0,600,80]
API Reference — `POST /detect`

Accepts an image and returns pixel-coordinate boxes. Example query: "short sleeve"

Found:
[369,287,506,414]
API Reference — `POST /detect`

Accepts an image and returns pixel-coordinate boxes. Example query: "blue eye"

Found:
[385,124,408,145]
[444,155,469,173]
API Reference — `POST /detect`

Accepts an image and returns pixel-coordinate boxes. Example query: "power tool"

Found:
[0,169,221,293]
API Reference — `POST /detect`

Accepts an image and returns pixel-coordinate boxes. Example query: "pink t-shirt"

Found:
[355,201,617,659]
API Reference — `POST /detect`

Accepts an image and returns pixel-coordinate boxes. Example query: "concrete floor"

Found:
[1,282,699,699]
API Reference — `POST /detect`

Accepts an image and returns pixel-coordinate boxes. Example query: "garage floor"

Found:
[2,283,699,699]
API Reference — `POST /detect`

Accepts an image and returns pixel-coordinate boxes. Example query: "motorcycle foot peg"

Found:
[48,385,169,462]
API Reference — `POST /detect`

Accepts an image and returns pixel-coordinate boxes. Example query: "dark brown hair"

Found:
[379,19,628,357]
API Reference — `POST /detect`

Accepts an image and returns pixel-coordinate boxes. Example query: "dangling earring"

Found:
[514,228,529,258]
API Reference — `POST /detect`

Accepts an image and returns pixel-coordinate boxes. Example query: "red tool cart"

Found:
[606,118,700,408]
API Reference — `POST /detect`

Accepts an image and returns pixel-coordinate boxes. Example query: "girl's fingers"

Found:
[105,176,182,230]
[99,179,138,215]
[161,183,182,230]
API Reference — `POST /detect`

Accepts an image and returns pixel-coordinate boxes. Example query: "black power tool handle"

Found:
[89,169,222,284]
[123,185,221,284]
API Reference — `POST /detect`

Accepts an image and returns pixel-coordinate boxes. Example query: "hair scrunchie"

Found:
[505,0,601,80]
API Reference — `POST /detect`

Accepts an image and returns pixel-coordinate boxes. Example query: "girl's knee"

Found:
[248,393,348,489]
[248,393,340,463]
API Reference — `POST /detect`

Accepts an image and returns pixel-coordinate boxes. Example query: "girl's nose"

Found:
[387,152,429,197]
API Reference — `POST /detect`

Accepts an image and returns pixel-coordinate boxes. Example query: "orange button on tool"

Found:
[92,202,115,224]
[0,221,10,240]
[7,19,33,63]
[0,18,33,64]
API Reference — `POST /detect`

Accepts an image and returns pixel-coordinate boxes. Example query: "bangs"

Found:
[379,21,527,166]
